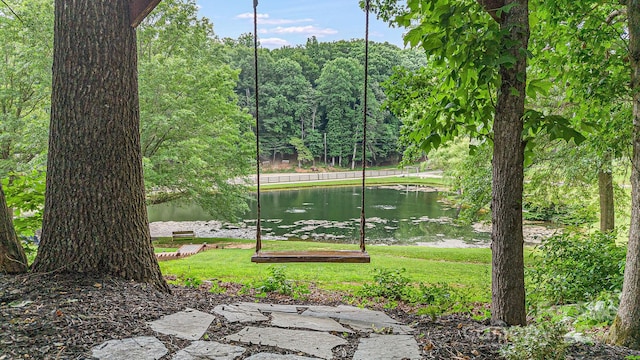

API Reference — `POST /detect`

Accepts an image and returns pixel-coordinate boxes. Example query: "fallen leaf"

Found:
[8,300,32,308]
[424,342,434,351]
[93,283,102,288]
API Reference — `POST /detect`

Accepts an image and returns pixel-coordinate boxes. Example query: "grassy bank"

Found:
[157,238,496,301]
[257,176,446,191]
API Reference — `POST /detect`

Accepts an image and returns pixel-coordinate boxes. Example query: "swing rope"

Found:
[253,0,262,254]
[359,0,370,254]
[252,0,371,263]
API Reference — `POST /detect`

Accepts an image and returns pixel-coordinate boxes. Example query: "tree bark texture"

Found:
[31,0,168,292]
[609,0,640,348]
[0,183,28,274]
[598,154,615,232]
[490,0,528,326]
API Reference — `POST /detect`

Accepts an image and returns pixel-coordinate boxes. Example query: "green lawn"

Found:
[157,239,507,301]
[258,176,446,191]
[154,247,178,253]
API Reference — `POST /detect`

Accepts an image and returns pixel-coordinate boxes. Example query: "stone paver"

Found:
[148,308,215,340]
[172,341,245,360]
[213,303,269,323]
[304,305,398,323]
[92,303,419,360]
[353,334,422,360]
[271,312,353,333]
[244,354,319,360]
[238,302,300,314]
[92,336,168,360]
[302,305,414,334]
[339,318,413,335]
[224,326,347,359]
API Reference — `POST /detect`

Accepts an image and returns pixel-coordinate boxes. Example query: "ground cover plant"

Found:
[500,321,569,360]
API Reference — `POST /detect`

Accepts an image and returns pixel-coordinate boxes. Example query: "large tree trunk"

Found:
[31,0,168,292]
[609,0,640,348]
[599,153,615,232]
[490,0,528,326]
[0,183,28,274]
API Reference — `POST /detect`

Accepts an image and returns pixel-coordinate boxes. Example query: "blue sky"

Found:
[195,1,406,48]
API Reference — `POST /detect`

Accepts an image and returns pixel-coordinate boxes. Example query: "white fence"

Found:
[254,169,407,184]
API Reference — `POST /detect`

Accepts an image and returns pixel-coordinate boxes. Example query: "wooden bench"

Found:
[172,230,195,242]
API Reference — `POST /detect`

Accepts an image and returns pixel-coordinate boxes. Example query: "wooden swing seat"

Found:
[251,250,370,263]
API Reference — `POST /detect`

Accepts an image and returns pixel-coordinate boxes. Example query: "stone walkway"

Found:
[91,302,422,360]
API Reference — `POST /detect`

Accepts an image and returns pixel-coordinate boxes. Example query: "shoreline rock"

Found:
[150,220,558,247]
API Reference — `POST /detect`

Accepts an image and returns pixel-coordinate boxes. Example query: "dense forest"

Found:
[224,35,425,168]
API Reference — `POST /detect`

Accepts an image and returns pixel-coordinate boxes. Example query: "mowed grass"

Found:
[154,247,178,253]
[258,176,446,191]
[157,238,504,301]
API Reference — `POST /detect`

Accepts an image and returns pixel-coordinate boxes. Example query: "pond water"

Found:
[148,185,491,246]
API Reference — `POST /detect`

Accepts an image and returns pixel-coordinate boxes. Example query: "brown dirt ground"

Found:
[1,273,639,359]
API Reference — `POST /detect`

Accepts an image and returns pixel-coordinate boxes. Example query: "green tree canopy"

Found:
[138,0,254,220]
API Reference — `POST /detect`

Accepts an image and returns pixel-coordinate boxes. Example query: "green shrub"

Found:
[523,202,597,226]
[207,281,228,294]
[416,282,472,318]
[183,277,201,288]
[255,266,293,295]
[500,321,568,360]
[528,290,620,335]
[254,266,309,299]
[358,268,413,300]
[2,171,46,237]
[358,268,475,316]
[574,292,619,328]
[527,230,625,304]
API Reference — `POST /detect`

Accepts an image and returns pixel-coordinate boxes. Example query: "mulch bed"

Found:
[1,273,639,359]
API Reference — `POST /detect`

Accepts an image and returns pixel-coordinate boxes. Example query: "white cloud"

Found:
[236,12,270,19]
[262,18,313,25]
[265,25,338,37]
[235,12,313,26]
[260,37,291,47]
